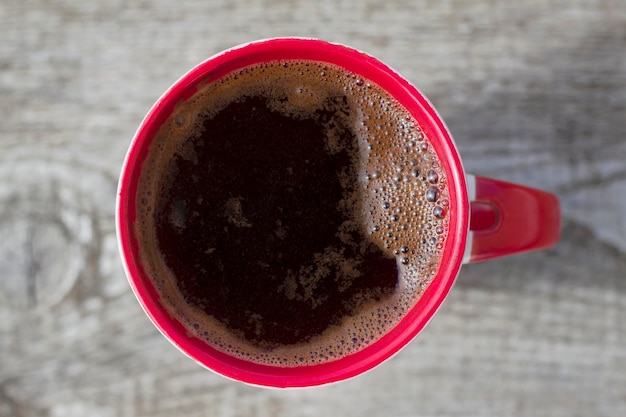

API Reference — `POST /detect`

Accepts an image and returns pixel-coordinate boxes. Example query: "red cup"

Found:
[116,38,560,388]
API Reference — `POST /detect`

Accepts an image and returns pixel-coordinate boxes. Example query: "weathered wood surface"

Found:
[1,1,625,416]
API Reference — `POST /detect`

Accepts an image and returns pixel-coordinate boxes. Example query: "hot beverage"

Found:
[119,39,561,387]
[134,60,449,367]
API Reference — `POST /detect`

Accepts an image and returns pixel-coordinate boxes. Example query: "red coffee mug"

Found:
[116,38,560,388]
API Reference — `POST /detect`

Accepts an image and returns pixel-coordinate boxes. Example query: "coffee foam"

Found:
[135,60,449,367]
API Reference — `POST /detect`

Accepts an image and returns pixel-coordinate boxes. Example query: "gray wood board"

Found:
[1,1,625,416]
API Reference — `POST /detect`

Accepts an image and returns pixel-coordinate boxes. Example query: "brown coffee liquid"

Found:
[135,60,449,367]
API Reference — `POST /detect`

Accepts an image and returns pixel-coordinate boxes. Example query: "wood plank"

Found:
[1,0,625,416]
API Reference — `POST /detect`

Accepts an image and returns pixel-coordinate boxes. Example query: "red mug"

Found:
[116,38,560,388]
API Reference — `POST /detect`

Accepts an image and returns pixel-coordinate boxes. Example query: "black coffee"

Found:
[136,60,449,366]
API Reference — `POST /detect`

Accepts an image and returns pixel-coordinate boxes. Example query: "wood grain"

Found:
[1,0,625,416]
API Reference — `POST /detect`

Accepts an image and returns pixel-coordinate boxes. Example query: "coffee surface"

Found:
[157,94,398,348]
[135,60,449,366]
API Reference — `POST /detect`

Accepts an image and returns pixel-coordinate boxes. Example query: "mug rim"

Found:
[116,37,469,388]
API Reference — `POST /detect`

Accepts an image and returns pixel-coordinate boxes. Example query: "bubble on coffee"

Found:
[135,60,449,367]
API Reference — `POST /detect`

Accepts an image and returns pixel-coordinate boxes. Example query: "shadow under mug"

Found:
[116,38,560,388]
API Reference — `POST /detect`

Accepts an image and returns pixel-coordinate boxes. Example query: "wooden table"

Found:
[1,1,625,416]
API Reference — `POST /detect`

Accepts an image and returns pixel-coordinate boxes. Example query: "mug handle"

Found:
[463,175,561,263]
